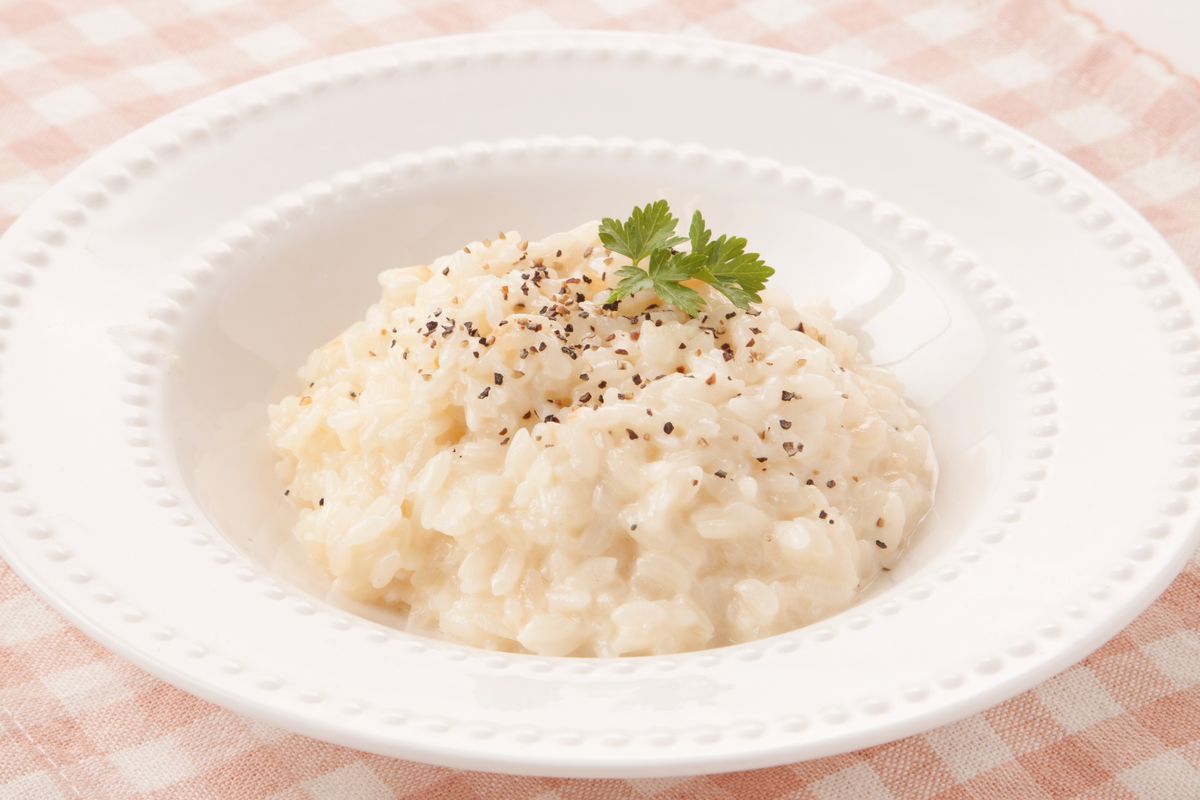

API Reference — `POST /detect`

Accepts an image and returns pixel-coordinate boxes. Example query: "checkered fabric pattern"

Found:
[2,0,1200,797]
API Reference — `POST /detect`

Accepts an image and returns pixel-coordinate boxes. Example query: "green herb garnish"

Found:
[599,200,774,316]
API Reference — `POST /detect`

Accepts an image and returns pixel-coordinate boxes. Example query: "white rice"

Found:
[268,222,936,656]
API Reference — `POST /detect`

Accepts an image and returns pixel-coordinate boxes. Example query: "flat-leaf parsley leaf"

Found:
[598,200,687,268]
[600,200,774,316]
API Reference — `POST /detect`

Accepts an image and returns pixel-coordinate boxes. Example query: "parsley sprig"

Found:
[599,200,774,317]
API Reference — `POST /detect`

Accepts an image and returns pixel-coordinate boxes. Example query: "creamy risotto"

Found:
[268,222,935,656]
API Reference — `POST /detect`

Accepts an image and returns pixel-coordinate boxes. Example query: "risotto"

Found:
[268,221,936,656]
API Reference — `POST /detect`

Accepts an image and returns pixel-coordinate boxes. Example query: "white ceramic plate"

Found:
[2,31,1198,778]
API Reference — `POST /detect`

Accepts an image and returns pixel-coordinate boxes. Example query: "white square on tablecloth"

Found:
[0,174,52,222]
[235,25,311,64]
[40,662,134,716]
[978,51,1054,88]
[303,764,392,800]
[1143,631,1200,689]
[924,714,1014,782]
[589,0,657,14]
[741,0,815,27]
[132,60,209,94]
[0,594,62,645]
[1126,154,1200,202]
[810,762,890,800]
[71,7,148,45]
[629,777,694,797]
[1034,667,1123,733]
[243,717,291,745]
[904,6,983,42]
[816,40,888,72]
[330,0,403,24]
[0,40,43,74]
[177,0,242,11]
[29,86,105,125]
[109,737,198,793]
[0,772,66,800]
[1053,101,1132,145]
[491,10,559,31]
[1120,751,1200,797]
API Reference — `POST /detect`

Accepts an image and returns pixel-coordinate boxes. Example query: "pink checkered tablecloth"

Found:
[3,1,1200,798]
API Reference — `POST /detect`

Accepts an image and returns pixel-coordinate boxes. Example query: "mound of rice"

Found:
[268,222,936,656]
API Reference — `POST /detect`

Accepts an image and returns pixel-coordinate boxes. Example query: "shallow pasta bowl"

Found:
[1,31,1198,777]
